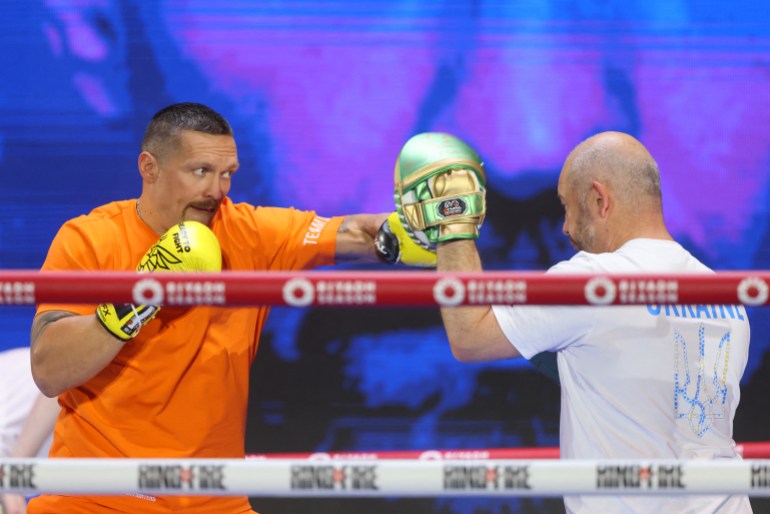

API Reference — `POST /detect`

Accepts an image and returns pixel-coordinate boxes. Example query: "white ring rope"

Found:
[2,458,770,497]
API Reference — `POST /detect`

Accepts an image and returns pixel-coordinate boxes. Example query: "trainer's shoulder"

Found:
[549,239,710,274]
[547,251,608,274]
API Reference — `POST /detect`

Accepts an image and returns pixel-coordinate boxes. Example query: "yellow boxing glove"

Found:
[375,211,436,267]
[96,221,222,341]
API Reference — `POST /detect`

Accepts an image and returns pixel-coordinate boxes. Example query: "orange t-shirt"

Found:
[28,197,343,514]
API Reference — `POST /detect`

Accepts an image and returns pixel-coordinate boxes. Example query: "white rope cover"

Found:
[2,458,770,497]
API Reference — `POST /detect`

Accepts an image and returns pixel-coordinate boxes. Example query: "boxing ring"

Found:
[3,269,770,498]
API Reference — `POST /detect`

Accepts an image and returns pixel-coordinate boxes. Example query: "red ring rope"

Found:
[1,270,769,306]
[246,442,770,461]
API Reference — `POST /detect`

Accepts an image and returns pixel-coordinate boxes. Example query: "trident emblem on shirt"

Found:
[674,323,730,437]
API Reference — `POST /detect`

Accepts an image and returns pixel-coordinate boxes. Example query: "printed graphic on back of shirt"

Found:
[674,322,730,437]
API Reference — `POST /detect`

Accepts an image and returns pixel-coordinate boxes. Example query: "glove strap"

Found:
[403,192,485,229]
[96,303,160,342]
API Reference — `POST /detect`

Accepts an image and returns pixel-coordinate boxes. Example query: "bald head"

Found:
[563,131,662,213]
[558,131,671,252]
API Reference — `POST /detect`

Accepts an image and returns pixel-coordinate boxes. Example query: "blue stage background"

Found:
[2,2,770,512]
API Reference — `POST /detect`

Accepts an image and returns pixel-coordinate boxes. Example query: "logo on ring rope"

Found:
[434,278,465,306]
[137,464,226,490]
[283,278,315,307]
[584,277,617,305]
[0,463,36,490]
[132,278,226,306]
[133,278,164,305]
[282,278,377,306]
[737,277,769,306]
[751,464,770,488]
[290,464,379,491]
[443,464,532,491]
[0,281,35,305]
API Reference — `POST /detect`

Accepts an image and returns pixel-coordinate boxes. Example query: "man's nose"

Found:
[205,176,224,199]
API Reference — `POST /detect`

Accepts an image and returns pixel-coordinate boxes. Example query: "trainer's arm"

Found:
[437,239,521,361]
[31,311,124,397]
[0,392,60,514]
[9,392,59,457]
[335,213,389,262]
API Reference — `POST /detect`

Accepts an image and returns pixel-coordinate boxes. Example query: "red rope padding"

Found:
[246,442,770,460]
[2,270,769,307]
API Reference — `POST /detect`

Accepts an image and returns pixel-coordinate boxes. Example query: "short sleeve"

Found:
[491,253,601,358]
[36,221,100,316]
[249,207,344,271]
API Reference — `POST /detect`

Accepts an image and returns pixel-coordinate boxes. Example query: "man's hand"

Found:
[375,212,436,267]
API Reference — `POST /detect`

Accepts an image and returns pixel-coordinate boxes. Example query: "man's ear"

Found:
[591,180,611,219]
[138,151,159,183]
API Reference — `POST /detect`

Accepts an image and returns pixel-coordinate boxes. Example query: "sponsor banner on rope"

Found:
[751,464,770,489]
[0,282,35,304]
[584,278,679,305]
[419,450,491,460]
[595,464,684,490]
[164,281,226,305]
[133,278,226,306]
[433,279,527,307]
[137,464,226,491]
[443,464,531,491]
[737,277,769,306]
[306,452,379,461]
[290,464,379,491]
[283,279,377,307]
[0,463,37,491]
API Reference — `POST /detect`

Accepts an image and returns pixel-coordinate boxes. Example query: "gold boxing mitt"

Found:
[394,132,486,246]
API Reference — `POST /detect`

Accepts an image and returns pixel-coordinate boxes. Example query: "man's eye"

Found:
[194,168,206,176]
[222,171,232,178]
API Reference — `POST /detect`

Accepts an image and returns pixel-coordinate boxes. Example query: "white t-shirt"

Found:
[492,239,752,513]
[0,347,52,458]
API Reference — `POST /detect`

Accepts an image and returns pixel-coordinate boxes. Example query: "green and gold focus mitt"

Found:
[394,132,486,246]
